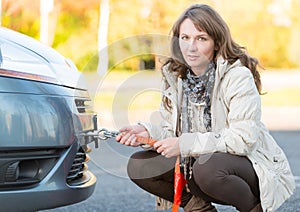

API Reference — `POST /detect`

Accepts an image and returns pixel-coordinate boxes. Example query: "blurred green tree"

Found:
[1,0,299,70]
[2,0,40,38]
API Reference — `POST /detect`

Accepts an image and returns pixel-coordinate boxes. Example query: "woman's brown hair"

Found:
[165,4,262,94]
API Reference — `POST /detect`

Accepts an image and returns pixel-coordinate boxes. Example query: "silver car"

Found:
[0,27,98,211]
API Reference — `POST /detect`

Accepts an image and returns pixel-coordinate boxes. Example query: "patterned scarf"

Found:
[182,61,216,131]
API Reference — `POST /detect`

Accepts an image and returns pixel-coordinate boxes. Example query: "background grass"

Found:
[93,70,300,109]
[261,87,300,106]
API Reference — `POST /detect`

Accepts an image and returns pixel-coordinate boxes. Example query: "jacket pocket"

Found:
[256,148,286,174]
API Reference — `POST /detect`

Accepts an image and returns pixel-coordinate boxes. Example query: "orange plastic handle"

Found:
[136,135,157,146]
[118,133,157,146]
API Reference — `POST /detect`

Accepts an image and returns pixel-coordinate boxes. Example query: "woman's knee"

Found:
[127,151,175,180]
[192,153,225,189]
[127,151,150,180]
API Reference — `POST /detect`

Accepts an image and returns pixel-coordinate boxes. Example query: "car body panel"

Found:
[0,27,98,210]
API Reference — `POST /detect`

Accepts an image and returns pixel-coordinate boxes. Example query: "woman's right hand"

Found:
[115,124,150,147]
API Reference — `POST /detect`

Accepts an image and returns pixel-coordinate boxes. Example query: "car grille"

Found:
[66,147,91,186]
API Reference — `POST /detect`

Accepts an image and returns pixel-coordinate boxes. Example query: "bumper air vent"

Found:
[67,147,91,186]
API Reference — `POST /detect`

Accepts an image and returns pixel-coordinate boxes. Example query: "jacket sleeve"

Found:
[179,67,261,157]
[138,67,178,149]
[138,99,177,150]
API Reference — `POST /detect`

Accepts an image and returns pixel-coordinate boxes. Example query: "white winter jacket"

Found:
[142,57,295,211]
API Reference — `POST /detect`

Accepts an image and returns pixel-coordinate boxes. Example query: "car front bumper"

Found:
[0,141,97,211]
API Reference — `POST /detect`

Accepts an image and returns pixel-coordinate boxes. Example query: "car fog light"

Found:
[5,160,39,182]
[6,161,20,181]
[18,160,39,179]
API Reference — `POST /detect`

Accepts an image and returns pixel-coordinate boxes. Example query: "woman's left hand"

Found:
[153,137,180,158]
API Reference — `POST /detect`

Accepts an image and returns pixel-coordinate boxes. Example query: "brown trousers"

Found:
[127,151,260,212]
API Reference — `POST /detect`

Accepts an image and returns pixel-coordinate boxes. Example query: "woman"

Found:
[116,4,295,212]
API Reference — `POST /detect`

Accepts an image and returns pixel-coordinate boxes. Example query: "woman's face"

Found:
[179,18,215,75]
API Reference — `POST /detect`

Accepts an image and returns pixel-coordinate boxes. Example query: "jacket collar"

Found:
[216,56,243,79]
[162,63,178,92]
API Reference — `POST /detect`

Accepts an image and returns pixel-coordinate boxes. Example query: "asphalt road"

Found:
[44,130,300,212]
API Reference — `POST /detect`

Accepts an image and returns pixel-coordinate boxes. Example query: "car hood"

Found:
[0,27,87,90]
